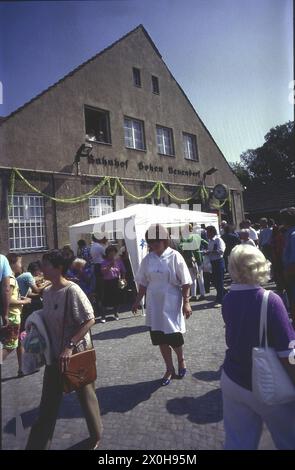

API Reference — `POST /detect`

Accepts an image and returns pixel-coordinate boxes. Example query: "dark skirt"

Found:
[103,278,121,307]
[149,329,184,348]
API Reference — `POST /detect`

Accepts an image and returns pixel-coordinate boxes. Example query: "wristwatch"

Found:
[68,340,76,349]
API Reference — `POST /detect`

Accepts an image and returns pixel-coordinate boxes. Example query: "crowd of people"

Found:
[0,206,294,450]
[219,211,295,325]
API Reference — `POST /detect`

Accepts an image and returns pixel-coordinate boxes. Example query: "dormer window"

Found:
[133,67,141,87]
[152,75,159,94]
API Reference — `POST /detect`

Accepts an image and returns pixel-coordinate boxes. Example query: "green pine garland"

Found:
[9,168,228,207]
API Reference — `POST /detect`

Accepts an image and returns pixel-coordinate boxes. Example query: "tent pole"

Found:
[141,296,146,317]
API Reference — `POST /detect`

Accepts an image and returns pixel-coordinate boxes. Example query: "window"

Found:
[183,133,198,161]
[89,196,114,240]
[85,106,111,144]
[89,196,113,218]
[152,75,159,94]
[133,67,141,87]
[124,117,145,150]
[156,126,174,156]
[9,194,47,251]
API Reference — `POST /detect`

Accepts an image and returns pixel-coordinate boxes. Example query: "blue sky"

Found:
[0,0,293,162]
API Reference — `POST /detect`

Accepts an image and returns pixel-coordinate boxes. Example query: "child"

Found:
[2,254,31,375]
[101,246,126,321]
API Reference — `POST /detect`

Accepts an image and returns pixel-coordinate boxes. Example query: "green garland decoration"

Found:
[188,184,209,204]
[13,168,109,203]
[106,177,119,197]
[211,195,231,210]
[199,185,209,203]
[8,170,16,213]
[156,182,162,200]
[10,168,230,206]
[160,182,193,202]
[116,178,161,200]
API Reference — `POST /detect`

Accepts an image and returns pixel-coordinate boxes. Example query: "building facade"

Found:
[0,25,243,264]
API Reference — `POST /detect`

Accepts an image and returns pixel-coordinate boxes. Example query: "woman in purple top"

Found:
[101,245,126,321]
[66,258,93,297]
[221,244,295,450]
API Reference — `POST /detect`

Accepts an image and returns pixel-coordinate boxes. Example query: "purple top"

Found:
[101,258,126,281]
[222,285,295,391]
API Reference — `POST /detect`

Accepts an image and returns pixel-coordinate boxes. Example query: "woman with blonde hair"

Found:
[221,244,295,450]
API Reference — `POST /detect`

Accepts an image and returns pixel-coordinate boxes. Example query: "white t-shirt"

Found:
[248,227,258,242]
[207,236,226,261]
[90,242,106,264]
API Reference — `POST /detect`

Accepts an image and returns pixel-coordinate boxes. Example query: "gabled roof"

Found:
[1,24,241,188]
[2,24,158,124]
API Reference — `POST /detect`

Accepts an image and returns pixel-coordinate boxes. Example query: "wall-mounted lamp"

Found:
[203,166,218,178]
[202,166,218,185]
[75,142,93,175]
[75,142,93,163]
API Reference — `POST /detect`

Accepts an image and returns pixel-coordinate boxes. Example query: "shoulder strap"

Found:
[60,284,95,352]
[259,290,270,347]
[60,285,73,354]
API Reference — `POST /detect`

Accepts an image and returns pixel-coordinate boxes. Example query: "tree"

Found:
[232,121,295,184]
[230,162,251,186]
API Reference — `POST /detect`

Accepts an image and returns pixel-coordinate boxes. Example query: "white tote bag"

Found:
[252,290,295,406]
[202,254,212,273]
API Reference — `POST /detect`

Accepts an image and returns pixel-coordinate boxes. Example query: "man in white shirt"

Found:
[90,233,108,322]
[243,220,259,246]
[90,235,107,264]
[239,229,256,247]
[206,226,226,308]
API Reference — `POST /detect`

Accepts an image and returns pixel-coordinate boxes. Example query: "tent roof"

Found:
[69,204,218,233]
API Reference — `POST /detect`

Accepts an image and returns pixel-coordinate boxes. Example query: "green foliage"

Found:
[230,162,251,186]
[232,121,294,185]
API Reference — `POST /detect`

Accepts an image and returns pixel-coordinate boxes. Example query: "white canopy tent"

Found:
[69,204,218,277]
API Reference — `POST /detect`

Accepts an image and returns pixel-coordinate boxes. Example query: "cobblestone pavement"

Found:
[1,292,275,450]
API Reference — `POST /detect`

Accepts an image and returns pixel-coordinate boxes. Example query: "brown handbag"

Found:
[60,286,97,394]
[62,348,97,394]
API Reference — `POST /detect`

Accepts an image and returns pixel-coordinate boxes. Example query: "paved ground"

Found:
[1,290,275,450]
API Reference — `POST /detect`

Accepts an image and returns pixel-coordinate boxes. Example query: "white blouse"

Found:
[135,247,192,334]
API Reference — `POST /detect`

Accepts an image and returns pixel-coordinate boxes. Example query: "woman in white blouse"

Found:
[132,224,192,386]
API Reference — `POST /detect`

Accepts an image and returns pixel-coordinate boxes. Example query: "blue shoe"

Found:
[161,370,176,386]
[161,377,172,386]
[178,368,187,378]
